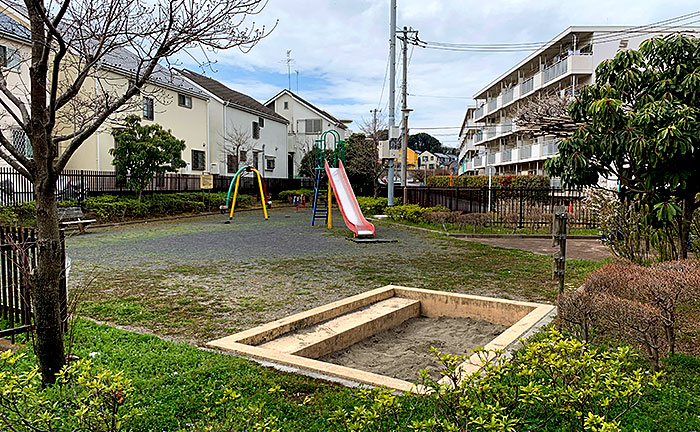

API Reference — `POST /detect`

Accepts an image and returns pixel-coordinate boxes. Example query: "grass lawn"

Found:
[4,209,697,430]
[380,217,600,236]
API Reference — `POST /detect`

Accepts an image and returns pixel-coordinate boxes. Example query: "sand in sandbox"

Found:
[319,316,507,382]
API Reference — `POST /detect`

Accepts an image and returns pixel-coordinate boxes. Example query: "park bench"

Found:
[58,207,96,233]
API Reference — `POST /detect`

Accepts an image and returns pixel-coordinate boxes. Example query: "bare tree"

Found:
[221,124,255,174]
[0,0,273,385]
[512,89,584,138]
[357,111,388,143]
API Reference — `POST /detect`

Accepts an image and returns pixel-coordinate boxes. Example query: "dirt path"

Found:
[461,237,611,261]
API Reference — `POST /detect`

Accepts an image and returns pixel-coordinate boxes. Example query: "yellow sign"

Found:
[200,174,214,190]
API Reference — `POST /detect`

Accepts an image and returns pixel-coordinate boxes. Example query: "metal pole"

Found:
[401,27,409,203]
[387,0,396,206]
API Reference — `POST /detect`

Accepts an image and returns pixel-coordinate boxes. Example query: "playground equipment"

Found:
[222,165,268,223]
[311,130,375,238]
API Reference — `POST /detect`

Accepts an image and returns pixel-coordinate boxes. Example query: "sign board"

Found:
[200,174,214,190]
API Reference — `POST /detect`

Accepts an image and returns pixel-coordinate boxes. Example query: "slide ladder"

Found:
[311,168,329,226]
[324,160,375,238]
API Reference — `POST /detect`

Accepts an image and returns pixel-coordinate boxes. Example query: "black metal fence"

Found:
[381,186,596,229]
[0,226,67,342]
[0,167,313,205]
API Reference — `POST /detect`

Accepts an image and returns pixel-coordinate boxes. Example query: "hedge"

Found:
[0,192,255,226]
[426,174,550,188]
[278,189,314,202]
[385,204,449,223]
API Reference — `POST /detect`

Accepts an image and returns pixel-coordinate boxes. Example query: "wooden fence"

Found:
[380,186,597,229]
[0,227,67,342]
[0,167,313,206]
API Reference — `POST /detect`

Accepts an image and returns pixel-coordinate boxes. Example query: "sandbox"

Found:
[208,285,555,392]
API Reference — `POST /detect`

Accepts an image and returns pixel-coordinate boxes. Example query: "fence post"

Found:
[79,170,85,203]
[519,187,524,229]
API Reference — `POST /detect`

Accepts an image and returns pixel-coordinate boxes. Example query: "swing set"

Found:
[222,165,268,223]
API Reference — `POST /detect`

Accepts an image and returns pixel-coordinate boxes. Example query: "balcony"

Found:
[484,127,496,139]
[521,76,534,95]
[542,139,559,156]
[502,87,514,104]
[519,145,532,160]
[474,131,484,143]
[474,105,484,119]
[502,149,513,163]
[487,153,496,165]
[473,156,484,168]
[487,98,497,112]
[544,58,568,83]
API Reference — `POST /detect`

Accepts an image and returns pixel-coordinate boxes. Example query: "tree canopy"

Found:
[110,116,187,200]
[546,34,700,258]
[408,132,442,153]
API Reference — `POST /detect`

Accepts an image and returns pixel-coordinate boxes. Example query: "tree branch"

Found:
[0,132,33,180]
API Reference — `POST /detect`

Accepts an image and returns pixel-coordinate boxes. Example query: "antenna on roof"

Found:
[295,70,299,93]
[280,50,295,91]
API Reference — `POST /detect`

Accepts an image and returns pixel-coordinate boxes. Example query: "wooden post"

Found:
[552,205,568,295]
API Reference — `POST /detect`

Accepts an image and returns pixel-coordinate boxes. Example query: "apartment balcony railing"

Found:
[544,58,569,83]
[502,88,514,104]
[502,149,513,163]
[475,105,485,119]
[502,123,513,134]
[521,76,534,95]
[484,127,496,139]
[488,153,496,165]
[542,140,559,155]
[487,98,497,112]
[519,145,532,159]
[474,131,484,143]
[473,156,483,167]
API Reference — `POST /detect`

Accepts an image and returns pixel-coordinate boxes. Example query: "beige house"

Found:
[0,3,210,175]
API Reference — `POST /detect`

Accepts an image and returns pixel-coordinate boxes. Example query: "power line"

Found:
[409,93,472,99]
[412,11,700,52]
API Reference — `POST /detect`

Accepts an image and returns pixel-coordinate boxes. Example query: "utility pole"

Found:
[370,108,380,141]
[398,26,418,204]
[387,0,396,206]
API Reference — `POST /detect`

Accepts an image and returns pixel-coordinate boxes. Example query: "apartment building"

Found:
[265,89,351,178]
[458,26,697,179]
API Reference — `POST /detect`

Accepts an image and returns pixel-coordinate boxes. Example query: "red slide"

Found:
[324,160,375,237]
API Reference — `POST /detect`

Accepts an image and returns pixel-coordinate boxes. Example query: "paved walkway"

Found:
[461,237,612,261]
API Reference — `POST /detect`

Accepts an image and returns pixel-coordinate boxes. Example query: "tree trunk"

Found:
[679,196,694,260]
[33,171,65,386]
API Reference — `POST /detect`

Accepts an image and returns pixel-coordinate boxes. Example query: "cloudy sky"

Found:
[181,0,699,148]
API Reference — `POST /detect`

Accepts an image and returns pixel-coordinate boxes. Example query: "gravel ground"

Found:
[65,207,596,343]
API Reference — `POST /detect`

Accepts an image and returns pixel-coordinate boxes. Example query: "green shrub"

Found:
[385,204,449,223]
[0,350,139,431]
[331,329,662,432]
[427,174,550,188]
[356,196,388,216]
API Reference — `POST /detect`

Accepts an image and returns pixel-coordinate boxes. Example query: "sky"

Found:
[179,0,700,148]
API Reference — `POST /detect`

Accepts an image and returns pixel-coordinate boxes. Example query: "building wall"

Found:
[0,36,31,169]
[269,93,349,177]
[62,69,209,173]
[207,97,288,179]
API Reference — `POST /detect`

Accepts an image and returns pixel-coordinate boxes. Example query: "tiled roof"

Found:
[0,11,29,41]
[179,69,287,124]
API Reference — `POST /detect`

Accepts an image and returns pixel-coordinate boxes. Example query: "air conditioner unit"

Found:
[210,163,219,174]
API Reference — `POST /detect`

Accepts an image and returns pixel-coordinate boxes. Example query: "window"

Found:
[227,154,237,173]
[0,45,20,72]
[265,157,275,171]
[252,151,260,170]
[178,94,192,108]
[258,117,265,128]
[252,121,260,139]
[239,150,247,165]
[304,119,322,134]
[191,149,205,171]
[11,129,31,158]
[142,97,154,120]
[283,101,289,110]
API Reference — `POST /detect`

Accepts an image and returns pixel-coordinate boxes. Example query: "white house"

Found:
[418,151,438,170]
[178,69,290,179]
[265,89,351,178]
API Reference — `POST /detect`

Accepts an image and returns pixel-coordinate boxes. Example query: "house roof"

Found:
[0,10,29,42]
[265,89,348,130]
[98,49,207,99]
[179,69,288,124]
